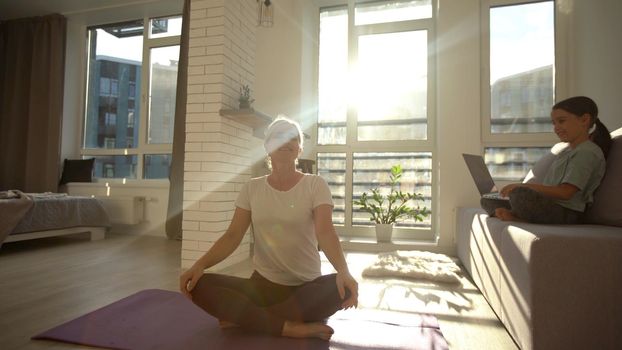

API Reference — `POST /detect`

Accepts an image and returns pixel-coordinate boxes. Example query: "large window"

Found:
[482,0,563,182]
[317,0,436,241]
[82,16,181,180]
[489,1,554,134]
[484,146,550,181]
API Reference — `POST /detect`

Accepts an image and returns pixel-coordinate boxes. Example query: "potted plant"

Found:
[238,84,255,110]
[353,164,430,242]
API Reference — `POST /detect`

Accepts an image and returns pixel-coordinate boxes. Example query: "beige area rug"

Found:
[362,250,461,284]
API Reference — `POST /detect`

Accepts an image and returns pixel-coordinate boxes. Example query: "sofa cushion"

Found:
[584,134,622,226]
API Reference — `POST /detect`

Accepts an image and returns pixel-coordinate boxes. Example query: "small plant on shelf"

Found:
[238,84,255,110]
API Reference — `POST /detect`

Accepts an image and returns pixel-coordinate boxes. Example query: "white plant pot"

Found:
[375,223,394,243]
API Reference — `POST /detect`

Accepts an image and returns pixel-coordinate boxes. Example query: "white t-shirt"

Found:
[235,174,334,286]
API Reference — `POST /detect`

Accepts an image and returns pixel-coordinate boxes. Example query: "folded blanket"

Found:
[0,190,34,247]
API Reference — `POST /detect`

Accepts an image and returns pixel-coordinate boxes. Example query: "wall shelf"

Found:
[219,108,272,138]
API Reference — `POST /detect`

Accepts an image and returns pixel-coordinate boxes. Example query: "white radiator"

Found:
[98,196,145,225]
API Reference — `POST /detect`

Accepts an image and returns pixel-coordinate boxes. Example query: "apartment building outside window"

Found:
[82,16,181,180]
[481,0,564,182]
[317,0,436,241]
[104,112,116,126]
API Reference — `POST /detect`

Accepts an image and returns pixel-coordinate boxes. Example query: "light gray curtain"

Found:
[0,14,66,192]
[166,0,190,240]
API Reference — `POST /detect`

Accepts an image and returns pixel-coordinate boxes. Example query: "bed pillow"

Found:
[59,158,95,185]
[584,135,622,226]
[523,142,568,184]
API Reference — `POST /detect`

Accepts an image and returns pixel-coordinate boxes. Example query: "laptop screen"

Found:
[462,153,497,195]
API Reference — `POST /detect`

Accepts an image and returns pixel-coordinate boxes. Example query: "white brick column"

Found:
[181,0,258,270]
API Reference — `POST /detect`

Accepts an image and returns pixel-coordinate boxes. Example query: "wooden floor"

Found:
[0,233,517,350]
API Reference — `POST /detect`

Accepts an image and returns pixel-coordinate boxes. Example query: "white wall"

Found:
[255,0,622,254]
[434,0,482,252]
[569,0,622,131]
[255,0,319,160]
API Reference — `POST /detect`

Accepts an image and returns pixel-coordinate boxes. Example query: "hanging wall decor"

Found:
[257,0,274,27]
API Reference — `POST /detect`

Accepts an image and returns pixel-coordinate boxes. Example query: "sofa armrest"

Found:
[504,224,622,350]
[457,207,622,350]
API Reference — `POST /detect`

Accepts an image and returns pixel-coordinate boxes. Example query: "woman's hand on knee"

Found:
[336,272,358,309]
[179,266,203,299]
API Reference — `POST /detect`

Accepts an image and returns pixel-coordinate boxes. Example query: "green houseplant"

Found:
[353,164,430,242]
[238,84,255,109]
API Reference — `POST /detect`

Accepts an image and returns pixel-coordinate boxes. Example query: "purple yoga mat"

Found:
[33,289,449,350]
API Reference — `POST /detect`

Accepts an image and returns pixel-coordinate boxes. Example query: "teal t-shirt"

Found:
[543,140,605,212]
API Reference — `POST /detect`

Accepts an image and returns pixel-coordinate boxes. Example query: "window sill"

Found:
[339,236,440,253]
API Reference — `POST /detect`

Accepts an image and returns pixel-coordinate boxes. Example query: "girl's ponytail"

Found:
[590,118,612,159]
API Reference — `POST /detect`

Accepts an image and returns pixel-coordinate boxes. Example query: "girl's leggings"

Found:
[480,186,582,224]
[190,271,347,335]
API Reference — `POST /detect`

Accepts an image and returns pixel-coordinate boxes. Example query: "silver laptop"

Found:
[462,154,509,201]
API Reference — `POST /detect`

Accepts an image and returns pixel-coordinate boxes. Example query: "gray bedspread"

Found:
[0,190,34,245]
[1,192,111,245]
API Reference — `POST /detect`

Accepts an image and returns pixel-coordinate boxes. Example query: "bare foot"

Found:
[282,320,334,340]
[495,208,523,222]
[219,320,239,329]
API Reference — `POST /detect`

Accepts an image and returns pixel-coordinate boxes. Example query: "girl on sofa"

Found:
[481,96,612,224]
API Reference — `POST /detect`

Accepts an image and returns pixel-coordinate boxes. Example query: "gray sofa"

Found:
[456,133,622,350]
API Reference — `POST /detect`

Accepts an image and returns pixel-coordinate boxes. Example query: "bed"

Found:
[0,190,111,247]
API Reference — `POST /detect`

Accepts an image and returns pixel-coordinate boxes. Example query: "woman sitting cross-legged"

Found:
[481,96,612,224]
[179,116,358,340]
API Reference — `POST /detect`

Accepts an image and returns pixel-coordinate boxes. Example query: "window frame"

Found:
[80,15,181,181]
[480,0,571,188]
[480,0,569,147]
[316,0,438,242]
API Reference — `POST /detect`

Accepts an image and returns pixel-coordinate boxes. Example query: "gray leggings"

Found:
[480,186,582,224]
